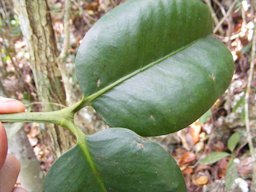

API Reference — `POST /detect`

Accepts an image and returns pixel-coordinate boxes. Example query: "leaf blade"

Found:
[76,0,213,96]
[200,152,230,165]
[44,128,186,192]
[225,158,239,191]
[228,132,241,153]
[91,37,234,136]
[76,0,234,136]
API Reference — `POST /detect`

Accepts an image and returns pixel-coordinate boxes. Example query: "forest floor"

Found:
[0,0,256,192]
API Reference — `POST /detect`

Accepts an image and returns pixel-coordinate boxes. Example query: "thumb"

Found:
[0,122,7,169]
[13,187,27,192]
[0,97,25,114]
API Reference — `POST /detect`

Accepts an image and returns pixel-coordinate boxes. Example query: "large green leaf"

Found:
[44,128,186,192]
[76,0,234,136]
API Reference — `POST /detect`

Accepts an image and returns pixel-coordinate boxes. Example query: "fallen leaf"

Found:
[179,152,196,165]
[212,141,225,152]
[192,175,209,186]
[217,158,229,178]
[237,157,253,177]
[183,167,194,175]
[188,121,202,144]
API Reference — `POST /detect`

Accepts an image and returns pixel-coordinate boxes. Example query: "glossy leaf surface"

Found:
[44,128,186,192]
[76,0,234,136]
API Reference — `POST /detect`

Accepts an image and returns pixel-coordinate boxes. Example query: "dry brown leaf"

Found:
[183,167,194,175]
[188,121,202,144]
[179,152,196,165]
[217,158,228,178]
[212,141,225,152]
[192,175,209,186]
[237,157,253,177]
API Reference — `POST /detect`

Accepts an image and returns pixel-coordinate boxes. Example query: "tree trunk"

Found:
[13,0,74,157]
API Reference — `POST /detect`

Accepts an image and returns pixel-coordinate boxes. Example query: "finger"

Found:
[0,97,25,114]
[13,187,27,192]
[0,155,20,192]
[0,123,7,169]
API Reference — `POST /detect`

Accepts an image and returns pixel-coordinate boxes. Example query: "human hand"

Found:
[0,98,26,192]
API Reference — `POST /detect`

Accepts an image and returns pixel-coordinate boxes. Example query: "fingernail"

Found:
[0,97,15,102]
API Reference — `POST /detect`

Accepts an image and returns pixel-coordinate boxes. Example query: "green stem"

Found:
[0,98,87,134]
[39,108,107,192]
[0,110,66,124]
[0,98,107,191]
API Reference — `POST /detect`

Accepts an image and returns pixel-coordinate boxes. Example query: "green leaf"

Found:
[76,0,234,136]
[200,152,230,165]
[199,109,212,124]
[44,128,186,192]
[228,132,241,153]
[225,158,239,191]
[232,94,245,113]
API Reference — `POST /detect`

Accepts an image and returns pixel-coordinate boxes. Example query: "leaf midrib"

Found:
[78,36,211,191]
[78,138,107,192]
[85,37,208,103]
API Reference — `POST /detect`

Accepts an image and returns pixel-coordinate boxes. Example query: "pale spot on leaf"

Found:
[149,115,156,121]
[136,143,144,150]
[97,79,101,87]
[210,74,216,81]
